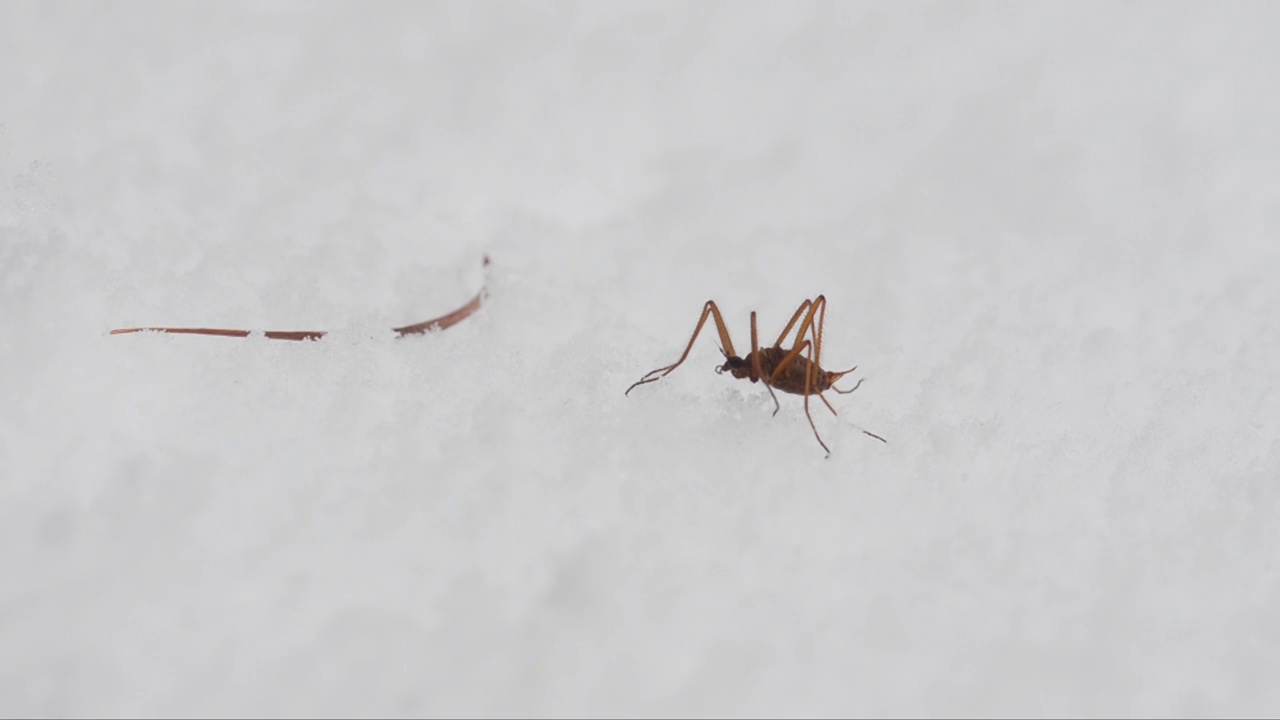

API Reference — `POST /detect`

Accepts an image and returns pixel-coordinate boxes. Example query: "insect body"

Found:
[626,295,885,457]
[717,345,846,396]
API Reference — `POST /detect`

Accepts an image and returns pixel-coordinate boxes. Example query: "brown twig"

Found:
[110,254,491,341]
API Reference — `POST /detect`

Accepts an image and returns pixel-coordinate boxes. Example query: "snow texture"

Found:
[2,2,1279,717]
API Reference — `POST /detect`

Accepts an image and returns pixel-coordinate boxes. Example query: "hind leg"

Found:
[799,339,831,457]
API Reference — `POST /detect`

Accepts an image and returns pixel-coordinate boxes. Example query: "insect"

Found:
[625,295,886,457]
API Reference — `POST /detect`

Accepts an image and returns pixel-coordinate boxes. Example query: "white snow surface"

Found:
[3,2,1279,717]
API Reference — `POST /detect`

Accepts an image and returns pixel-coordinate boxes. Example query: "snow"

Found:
[3,1,1279,716]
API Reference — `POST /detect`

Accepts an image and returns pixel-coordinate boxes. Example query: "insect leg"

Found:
[625,300,737,395]
[750,310,781,416]
[784,296,824,357]
[801,337,831,457]
[808,295,828,369]
[772,299,812,349]
[807,300,886,443]
[819,392,839,416]
[759,337,828,455]
[808,297,863,390]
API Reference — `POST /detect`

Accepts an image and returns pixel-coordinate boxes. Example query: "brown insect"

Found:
[625,295,886,457]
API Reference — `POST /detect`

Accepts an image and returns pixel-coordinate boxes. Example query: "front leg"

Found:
[750,311,782,416]
[626,300,738,395]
